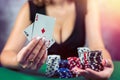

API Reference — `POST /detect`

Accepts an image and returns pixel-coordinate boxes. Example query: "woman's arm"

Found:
[1,2,31,68]
[84,0,114,79]
[85,0,111,59]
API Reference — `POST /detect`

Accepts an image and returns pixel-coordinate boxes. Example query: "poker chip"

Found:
[45,48,104,78]
[88,51,103,64]
[67,57,81,70]
[89,50,102,58]
[46,55,61,77]
[88,62,104,71]
[77,47,90,65]
[59,60,69,68]
[55,68,73,78]
[77,47,104,71]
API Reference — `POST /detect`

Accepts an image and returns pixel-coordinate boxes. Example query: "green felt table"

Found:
[0,61,120,80]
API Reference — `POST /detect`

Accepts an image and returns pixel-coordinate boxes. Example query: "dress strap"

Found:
[28,0,46,23]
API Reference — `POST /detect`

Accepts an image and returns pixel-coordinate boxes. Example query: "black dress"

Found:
[28,0,87,59]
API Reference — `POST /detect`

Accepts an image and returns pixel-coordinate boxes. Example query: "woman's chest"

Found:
[45,2,76,44]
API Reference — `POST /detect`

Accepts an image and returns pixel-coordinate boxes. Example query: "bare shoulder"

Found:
[20,2,30,14]
[16,1,31,24]
[2,1,31,52]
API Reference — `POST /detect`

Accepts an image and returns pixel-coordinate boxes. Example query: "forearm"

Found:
[1,50,19,69]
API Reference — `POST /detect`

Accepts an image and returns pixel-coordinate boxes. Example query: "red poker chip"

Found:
[67,57,81,70]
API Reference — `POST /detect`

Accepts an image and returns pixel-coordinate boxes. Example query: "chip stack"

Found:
[77,47,90,69]
[77,47,104,71]
[45,47,104,78]
[67,57,81,77]
[55,68,73,78]
[88,50,103,63]
[46,55,61,77]
[53,59,73,78]
[59,60,69,68]
[67,57,81,70]
[88,50,104,71]
[54,60,67,77]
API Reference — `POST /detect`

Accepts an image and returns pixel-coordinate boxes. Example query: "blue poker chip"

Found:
[59,60,69,68]
[56,68,73,78]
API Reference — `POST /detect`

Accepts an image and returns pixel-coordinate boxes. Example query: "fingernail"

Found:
[105,59,108,66]
[105,59,111,67]
[36,36,41,40]
[102,59,106,66]
[42,37,45,42]
[45,41,50,48]
[32,37,38,40]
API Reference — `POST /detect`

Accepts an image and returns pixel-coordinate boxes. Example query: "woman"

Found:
[1,0,113,79]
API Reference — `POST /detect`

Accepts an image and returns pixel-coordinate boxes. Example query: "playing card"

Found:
[23,23,34,41]
[33,13,56,48]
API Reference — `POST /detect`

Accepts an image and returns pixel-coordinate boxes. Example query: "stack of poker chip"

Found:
[54,60,73,78]
[77,47,104,71]
[45,47,104,78]
[46,56,82,78]
[67,57,81,77]
[87,50,104,71]
[55,68,73,78]
[46,55,61,77]
[59,60,69,68]
[67,57,81,70]
[77,47,91,69]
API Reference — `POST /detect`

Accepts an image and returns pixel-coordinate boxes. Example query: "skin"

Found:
[1,0,113,79]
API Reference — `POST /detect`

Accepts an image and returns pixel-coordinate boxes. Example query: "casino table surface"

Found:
[0,61,120,80]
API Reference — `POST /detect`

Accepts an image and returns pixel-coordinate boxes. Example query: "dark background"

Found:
[0,0,120,60]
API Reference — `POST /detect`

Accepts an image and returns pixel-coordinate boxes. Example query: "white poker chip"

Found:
[77,47,90,64]
[46,55,61,77]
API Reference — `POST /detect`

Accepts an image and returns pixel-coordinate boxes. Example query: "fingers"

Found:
[103,59,113,67]
[17,37,49,70]
[30,41,48,70]
[25,37,46,69]
[27,39,49,70]
[36,50,48,70]
[27,37,45,63]
[70,59,112,79]
[17,47,29,64]
[75,59,114,80]
[71,67,84,75]
[31,50,47,71]
[82,67,113,80]
[71,66,90,79]
[17,38,40,64]
[35,40,47,62]
[84,68,104,79]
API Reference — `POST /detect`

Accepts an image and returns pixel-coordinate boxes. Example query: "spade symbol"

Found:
[24,31,29,36]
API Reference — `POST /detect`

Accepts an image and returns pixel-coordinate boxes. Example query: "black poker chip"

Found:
[59,60,69,68]
[88,62,104,71]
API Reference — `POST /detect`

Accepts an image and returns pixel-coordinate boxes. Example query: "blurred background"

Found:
[0,0,120,60]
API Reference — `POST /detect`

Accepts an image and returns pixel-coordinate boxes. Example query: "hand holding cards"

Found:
[17,37,48,70]
[24,13,56,48]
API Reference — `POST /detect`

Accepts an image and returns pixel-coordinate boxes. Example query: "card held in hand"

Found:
[23,23,33,41]
[33,13,56,48]
[24,13,56,48]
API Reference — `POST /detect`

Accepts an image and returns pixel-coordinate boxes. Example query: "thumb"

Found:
[103,59,112,67]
